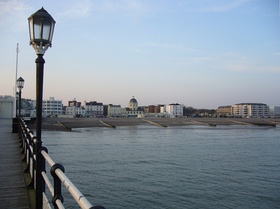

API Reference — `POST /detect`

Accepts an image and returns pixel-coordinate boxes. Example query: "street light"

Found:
[28,7,55,209]
[17,77,25,118]
[28,7,56,55]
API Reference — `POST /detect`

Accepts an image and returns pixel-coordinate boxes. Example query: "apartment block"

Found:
[147,105,160,113]
[84,101,103,117]
[164,103,183,118]
[43,97,63,117]
[68,99,81,107]
[270,106,280,117]
[216,105,232,116]
[107,104,121,117]
[66,106,86,117]
[231,103,269,118]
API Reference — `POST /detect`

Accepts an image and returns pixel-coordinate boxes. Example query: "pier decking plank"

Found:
[0,119,30,209]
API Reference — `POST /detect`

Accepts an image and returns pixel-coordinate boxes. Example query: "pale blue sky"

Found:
[0,0,279,108]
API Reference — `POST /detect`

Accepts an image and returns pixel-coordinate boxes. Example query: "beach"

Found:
[27,117,280,131]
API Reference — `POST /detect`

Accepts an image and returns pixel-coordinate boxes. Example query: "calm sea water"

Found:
[42,125,280,209]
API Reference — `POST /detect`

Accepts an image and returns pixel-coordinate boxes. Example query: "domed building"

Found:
[129,96,138,111]
[126,96,143,117]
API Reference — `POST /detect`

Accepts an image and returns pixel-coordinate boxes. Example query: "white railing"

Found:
[19,118,106,209]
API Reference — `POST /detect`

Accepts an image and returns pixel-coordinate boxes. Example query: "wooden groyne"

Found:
[249,122,276,127]
[56,120,72,131]
[226,119,253,126]
[99,120,116,128]
[227,119,276,127]
[142,119,168,128]
[190,120,217,127]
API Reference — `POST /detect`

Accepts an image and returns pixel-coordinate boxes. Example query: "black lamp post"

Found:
[17,77,25,119]
[17,77,24,144]
[28,7,55,209]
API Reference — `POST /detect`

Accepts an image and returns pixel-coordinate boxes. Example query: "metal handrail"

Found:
[19,118,105,209]
[41,150,94,209]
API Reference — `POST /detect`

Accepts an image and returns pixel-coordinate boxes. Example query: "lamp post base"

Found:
[12,117,18,133]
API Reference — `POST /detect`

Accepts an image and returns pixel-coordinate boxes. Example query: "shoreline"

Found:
[27,117,280,131]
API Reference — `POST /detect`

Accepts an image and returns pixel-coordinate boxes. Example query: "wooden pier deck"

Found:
[0,119,30,209]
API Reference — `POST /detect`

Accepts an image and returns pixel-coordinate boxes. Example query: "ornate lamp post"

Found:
[28,7,55,209]
[17,77,24,143]
[17,77,24,136]
[17,77,25,118]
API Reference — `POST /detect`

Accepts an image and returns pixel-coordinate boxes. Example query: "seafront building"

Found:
[43,97,63,117]
[231,103,270,118]
[84,101,104,117]
[216,105,232,117]
[270,106,280,117]
[125,96,144,117]
[68,99,81,108]
[165,103,184,118]
[107,104,122,117]
[2,94,280,119]
[0,95,14,118]
[0,95,35,119]
[65,106,86,117]
[160,103,184,118]
[65,99,85,117]
[145,105,163,113]
[65,106,76,116]
[20,99,35,118]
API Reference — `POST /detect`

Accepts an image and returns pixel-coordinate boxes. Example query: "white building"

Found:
[76,107,86,117]
[0,95,14,118]
[126,97,144,117]
[65,106,76,116]
[65,106,86,117]
[164,103,184,118]
[107,104,121,117]
[269,106,280,117]
[231,103,269,118]
[43,97,63,117]
[84,101,103,117]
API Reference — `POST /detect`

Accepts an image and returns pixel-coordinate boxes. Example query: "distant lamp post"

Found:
[28,7,55,209]
[17,77,25,118]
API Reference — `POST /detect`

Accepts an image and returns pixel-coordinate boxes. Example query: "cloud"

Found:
[140,42,199,52]
[0,0,31,28]
[58,0,93,19]
[195,0,251,13]
[218,50,280,73]
[0,0,30,13]
[225,64,280,73]
[99,0,146,12]
[130,48,150,54]
[97,0,143,11]
[57,0,149,20]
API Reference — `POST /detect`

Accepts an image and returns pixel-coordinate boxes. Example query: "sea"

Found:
[42,125,280,209]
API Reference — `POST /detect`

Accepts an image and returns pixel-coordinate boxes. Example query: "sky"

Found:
[0,0,279,109]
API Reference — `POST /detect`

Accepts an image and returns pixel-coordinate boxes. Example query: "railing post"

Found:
[26,135,36,189]
[24,129,32,173]
[50,163,65,209]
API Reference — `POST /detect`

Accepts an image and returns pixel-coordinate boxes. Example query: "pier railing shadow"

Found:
[19,117,105,209]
